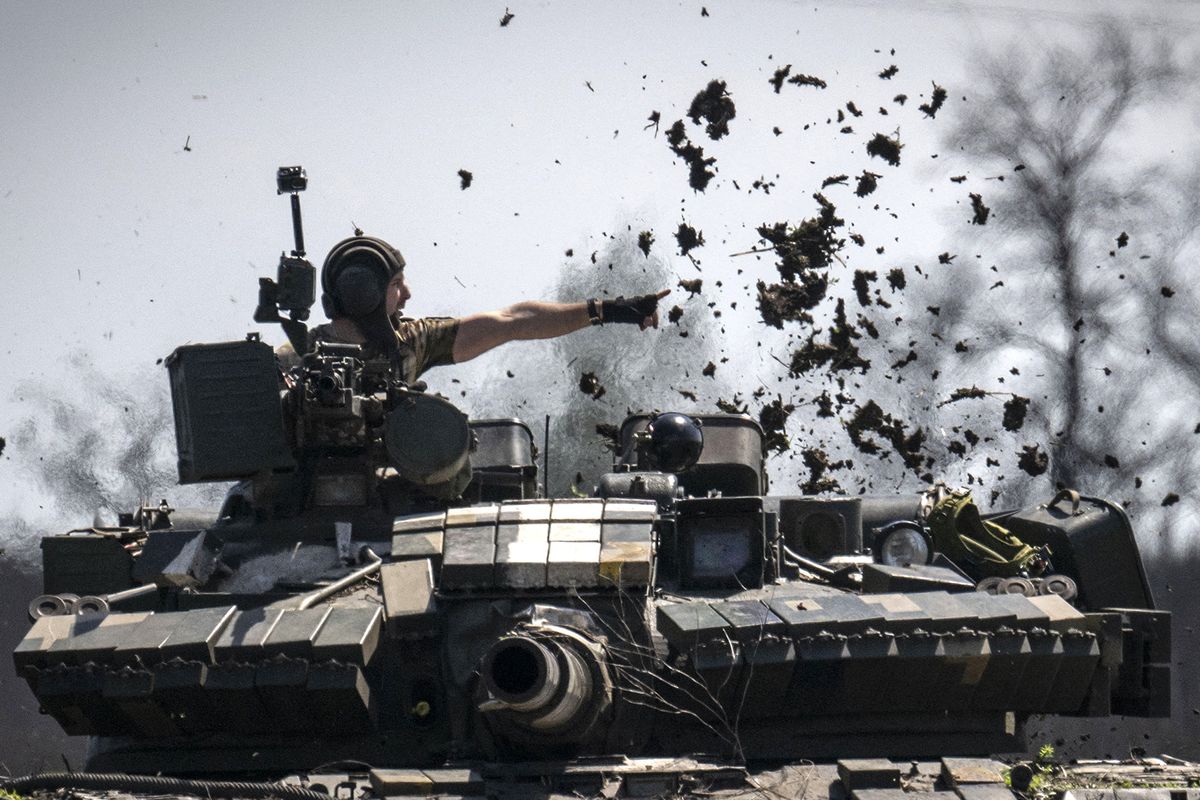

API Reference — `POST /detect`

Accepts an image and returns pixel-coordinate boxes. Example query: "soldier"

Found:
[277,235,668,382]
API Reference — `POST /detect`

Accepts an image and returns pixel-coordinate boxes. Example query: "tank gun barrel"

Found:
[478,631,605,735]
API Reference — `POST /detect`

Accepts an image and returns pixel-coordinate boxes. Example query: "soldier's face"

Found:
[385,273,411,316]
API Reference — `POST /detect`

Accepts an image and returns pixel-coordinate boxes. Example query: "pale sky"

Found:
[1,0,1196,538]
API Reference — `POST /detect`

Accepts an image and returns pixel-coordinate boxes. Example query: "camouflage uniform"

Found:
[277,316,459,385]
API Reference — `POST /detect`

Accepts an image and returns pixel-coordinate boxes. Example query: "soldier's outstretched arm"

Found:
[451,290,669,363]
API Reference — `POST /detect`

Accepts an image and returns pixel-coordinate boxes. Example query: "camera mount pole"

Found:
[290,193,306,258]
[253,166,316,356]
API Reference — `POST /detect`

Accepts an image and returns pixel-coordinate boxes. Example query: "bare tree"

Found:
[939,21,1184,496]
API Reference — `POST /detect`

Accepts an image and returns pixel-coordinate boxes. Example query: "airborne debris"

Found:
[938,252,956,264]
[969,193,990,225]
[0,435,5,457]
[1117,231,1129,248]
[687,80,736,141]
[787,73,827,89]
[846,400,926,473]
[760,396,795,453]
[789,299,869,374]
[675,223,705,256]
[678,278,702,296]
[457,169,473,190]
[918,82,947,118]
[637,230,654,257]
[1104,454,1120,468]
[1017,444,1049,476]
[846,101,863,117]
[645,111,661,134]
[852,270,877,307]
[801,448,847,494]
[893,93,908,105]
[886,267,906,291]
[822,174,849,188]
[1162,286,1175,298]
[878,64,899,79]
[944,386,989,404]
[758,281,817,328]
[1003,395,1030,431]
[758,193,845,282]
[769,64,791,93]
[1162,493,1181,506]
[855,171,881,197]
[667,305,684,324]
[702,362,716,378]
[595,423,620,452]
[665,119,717,191]
[579,372,606,400]
[499,7,514,26]
[754,195,844,328]
[866,132,902,166]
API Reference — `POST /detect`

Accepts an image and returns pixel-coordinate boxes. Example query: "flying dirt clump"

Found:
[855,171,881,197]
[769,63,828,91]
[846,399,927,474]
[1003,395,1030,431]
[665,120,717,192]
[942,386,989,405]
[789,73,827,89]
[675,223,705,257]
[753,193,845,327]
[853,270,877,307]
[637,230,654,257]
[866,133,903,166]
[579,371,606,400]
[969,192,990,224]
[800,447,848,494]
[788,299,871,375]
[457,169,473,189]
[1017,443,1049,476]
[757,281,824,328]
[918,82,947,118]
[687,79,736,140]
[759,396,795,453]
[595,423,620,453]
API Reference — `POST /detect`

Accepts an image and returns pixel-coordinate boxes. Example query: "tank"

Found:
[11,168,1170,778]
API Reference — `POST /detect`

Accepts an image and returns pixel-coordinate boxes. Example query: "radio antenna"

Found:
[543,414,551,499]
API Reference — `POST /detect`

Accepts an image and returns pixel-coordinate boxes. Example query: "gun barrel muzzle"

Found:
[480,634,595,732]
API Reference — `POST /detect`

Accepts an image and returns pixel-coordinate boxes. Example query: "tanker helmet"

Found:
[320,236,406,319]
